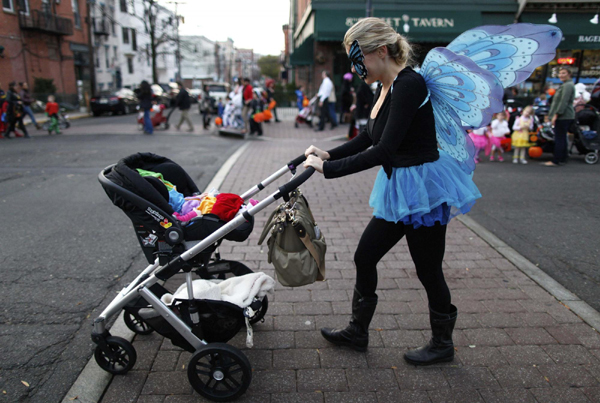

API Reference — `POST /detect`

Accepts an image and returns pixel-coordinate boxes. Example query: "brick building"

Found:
[0,0,90,104]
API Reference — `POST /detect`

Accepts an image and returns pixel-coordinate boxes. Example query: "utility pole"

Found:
[167,1,185,81]
[366,0,372,17]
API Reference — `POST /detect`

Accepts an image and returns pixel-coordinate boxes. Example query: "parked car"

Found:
[150,84,171,105]
[91,88,139,116]
[188,88,201,104]
[158,82,180,106]
[200,82,231,113]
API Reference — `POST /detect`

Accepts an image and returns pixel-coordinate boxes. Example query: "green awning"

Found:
[520,12,600,50]
[315,9,484,44]
[290,36,314,66]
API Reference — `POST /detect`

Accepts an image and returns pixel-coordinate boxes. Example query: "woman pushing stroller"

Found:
[302,18,560,365]
[303,18,480,365]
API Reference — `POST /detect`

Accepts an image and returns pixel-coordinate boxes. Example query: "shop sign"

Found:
[345,15,455,30]
[578,36,600,43]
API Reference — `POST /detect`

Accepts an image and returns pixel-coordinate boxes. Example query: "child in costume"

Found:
[488,111,510,162]
[468,126,489,164]
[45,95,60,135]
[511,106,535,164]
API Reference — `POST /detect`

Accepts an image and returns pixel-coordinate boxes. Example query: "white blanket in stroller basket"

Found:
[161,272,274,308]
[160,273,275,348]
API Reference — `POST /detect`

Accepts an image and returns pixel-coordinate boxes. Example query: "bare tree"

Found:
[130,0,177,83]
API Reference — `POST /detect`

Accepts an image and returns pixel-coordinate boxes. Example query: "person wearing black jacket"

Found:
[138,81,154,134]
[175,82,194,132]
[4,82,29,139]
[19,82,41,130]
[303,18,481,366]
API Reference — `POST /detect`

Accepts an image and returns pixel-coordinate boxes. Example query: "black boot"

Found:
[320,288,377,352]
[404,304,457,365]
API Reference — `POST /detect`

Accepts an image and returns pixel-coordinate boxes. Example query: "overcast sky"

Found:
[162,0,291,56]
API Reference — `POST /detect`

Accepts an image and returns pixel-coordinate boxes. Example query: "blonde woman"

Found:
[303,18,482,365]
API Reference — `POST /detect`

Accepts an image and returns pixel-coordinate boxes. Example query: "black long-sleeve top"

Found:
[323,67,438,180]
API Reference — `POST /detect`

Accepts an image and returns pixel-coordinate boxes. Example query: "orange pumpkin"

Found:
[530,135,538,143]
[528,146,543,158]
[215,117,223,126]
[268,100,276,110]
[547,88,556,96]
[302,97,309,107]
[263,109,273,120]
[253,112,264,123]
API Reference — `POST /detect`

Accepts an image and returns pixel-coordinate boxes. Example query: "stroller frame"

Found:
[93,155,314,401]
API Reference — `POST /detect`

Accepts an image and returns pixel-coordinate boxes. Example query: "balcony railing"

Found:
[18,10,74,36]
[93,18,110,36]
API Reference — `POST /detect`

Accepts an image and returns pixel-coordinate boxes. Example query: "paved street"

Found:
[0,111,243,402]
[92,117,600,402]
[469,154,600,312]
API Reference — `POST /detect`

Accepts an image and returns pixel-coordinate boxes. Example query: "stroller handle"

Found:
[276,166,315,200]
[288,154,307,170]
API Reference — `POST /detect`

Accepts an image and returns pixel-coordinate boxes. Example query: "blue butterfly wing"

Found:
[420,47,504,174]
[446,23,562,88]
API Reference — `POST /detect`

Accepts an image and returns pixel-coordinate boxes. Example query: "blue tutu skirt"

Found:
[369,150,481,228]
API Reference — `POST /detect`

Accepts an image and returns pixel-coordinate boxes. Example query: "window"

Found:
[3,0,14,12]
[71,0,80,28]
[16,0,28,14]
[127,56,134,74]
[105,45,109,68]
[131,29,137,51]
[111,20,116,36]
[95,47,100,68]
[122,27,129,44]
[119,0,127,13]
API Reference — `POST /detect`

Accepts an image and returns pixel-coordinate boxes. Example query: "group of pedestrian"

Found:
[0,81,62,139]
[468,66,577,166]
[138,81,194,135]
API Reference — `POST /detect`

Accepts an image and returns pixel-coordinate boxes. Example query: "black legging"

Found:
[354,217,451,313]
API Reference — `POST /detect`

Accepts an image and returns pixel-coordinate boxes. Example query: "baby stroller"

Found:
[93,152,315,401]
[137,104,170,130]
[295,96,317,128]
[572,104,600,164]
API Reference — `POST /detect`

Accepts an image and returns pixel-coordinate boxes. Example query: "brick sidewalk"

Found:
[99,121,600,403]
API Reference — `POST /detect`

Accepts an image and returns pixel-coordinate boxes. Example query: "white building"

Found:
[180,35,218,86]
[90,0,178,93]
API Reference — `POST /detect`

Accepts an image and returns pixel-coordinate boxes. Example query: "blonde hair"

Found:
[522,106,533,116]
[343,17,415,67]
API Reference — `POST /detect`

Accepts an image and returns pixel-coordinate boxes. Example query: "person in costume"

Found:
[511,106,535,164]
[489,111,510,162]
[302,18,561,365]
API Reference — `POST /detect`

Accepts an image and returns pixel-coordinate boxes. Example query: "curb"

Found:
[25,113,91,126]
[61,141,250,403]
[458,215,600,331]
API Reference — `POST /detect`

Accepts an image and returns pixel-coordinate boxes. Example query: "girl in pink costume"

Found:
[488,111,510,162]
[468,126,489,164]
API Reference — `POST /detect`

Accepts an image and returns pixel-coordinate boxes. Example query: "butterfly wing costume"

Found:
[420,23,563,173]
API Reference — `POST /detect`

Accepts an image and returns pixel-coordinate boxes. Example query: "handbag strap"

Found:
[292,222,325,281]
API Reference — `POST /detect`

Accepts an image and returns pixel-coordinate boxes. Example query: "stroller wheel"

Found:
[249,295,268,325]
[188,343,252,402]
[585,152,598,165]
[124,311,154,335]
[94,336,137,375]
[294,122,299,128]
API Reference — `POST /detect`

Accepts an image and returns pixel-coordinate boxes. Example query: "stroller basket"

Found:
[92,153,316,401]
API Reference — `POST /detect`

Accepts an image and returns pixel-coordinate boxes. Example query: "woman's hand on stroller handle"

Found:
[305,145,330,161]
[304,155,324,173]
